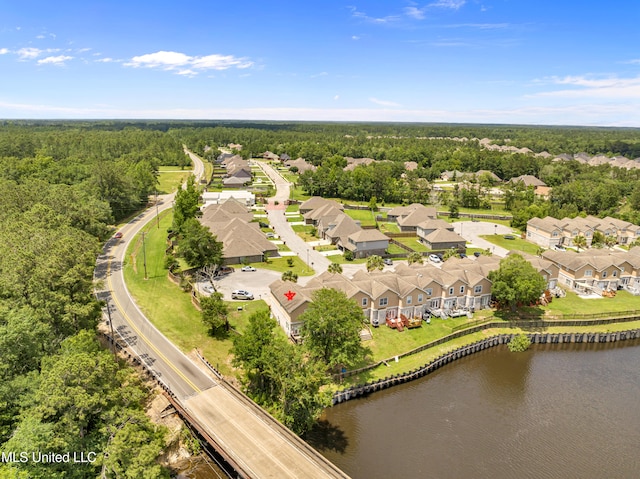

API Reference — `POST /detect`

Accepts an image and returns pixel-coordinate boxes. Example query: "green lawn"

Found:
[229,255,314,276]
[328,255,368,265]
[156,170,192,194]
[291,224,318,241]
[480,234,540,255]
[386,243,407,255]
[378,222,400,233]
[285,204,299,213]
[122,211,269,375]
[543,290,640,316]
[343,208,377,226]
[393,236,430,252]
[286,215,303,222]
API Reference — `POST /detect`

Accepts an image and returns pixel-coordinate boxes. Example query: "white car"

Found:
[241,266,257,272]
[231,290,254,300]
[203,284,215,293]
[428,254,442,263]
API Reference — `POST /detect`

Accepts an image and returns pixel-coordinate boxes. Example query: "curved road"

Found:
[95,149,349,479]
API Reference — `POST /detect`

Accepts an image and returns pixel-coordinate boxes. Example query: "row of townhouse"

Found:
[269,254,559,337]
[526,215,640,249]
[299,197,390,258]
[541,248,640,295]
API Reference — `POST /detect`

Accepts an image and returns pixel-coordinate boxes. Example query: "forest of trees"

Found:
[1,120,640,475]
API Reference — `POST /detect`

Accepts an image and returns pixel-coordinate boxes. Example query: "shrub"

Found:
[508,333,531,352]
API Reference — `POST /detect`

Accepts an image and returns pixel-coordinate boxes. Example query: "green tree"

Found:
[172,176,199,232]
[178,218,223,268]
[299,288,370,371]
[281,270,298,282]
[604,235,617,249]
[407,251,424,265]
[443,248,458,260]
[488,254,547,312]
[448,201,459,219]
[366,254,384,272]
[200,292,229,335]
[573,234,587,252]
[327,263,343,274]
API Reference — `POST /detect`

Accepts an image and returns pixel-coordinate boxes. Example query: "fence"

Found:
[332,329,640,405]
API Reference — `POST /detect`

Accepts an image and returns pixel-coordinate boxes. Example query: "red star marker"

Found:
[284,290,296,301]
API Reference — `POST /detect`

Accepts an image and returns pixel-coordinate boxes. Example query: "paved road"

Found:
[97,150,349,478]
[94,194,216,400]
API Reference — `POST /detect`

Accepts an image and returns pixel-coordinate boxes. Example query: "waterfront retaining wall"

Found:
[332,329,640,405]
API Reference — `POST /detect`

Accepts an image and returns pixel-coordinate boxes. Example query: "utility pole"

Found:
[105,301,116,360]
[142,231,148,280]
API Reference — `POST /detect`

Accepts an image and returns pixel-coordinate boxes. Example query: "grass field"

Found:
[228,255,313,276]
[123,211,270,375]
[156,168,192,194]
[343,208,377,226]
[291,224,317,241]
[393,236,431,252]
[480,234,540,254]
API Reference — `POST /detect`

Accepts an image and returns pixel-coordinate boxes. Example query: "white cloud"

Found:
[334,95,340,100]
[311,71,328,78]
[95,57,117,63]
[369,97,401,107]
[352,35,360,40]
[349,6,400,24]
[17,47,44,59]
[0,48,8,55]
[37,55,73,65]
[404,6,427,19]
[533,75,640,99]
[429,0,466,9]
[124,50,253,74]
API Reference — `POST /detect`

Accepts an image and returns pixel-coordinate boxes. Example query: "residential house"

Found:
[299,196,343,215]
[419,228,466,252]
[386,203,437,232]
[284,157,317,173]
[262,151,280,161]
[201,190,255,207]
[508,174,547,191]
[416,219,454,238]
[596,216,640,245]
[342,229,390,258]
[200,200,277,265]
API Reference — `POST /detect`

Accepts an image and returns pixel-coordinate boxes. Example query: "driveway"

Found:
[198,268,282,302]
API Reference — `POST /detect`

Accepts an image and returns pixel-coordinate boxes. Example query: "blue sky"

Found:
[1,0,639,126]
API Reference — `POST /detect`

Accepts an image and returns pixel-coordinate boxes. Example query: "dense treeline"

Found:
[0,123,175,478]
[0,124,186,223]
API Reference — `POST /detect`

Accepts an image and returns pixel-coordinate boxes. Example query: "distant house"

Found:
[388,204,438,232]
[542,250,623,295]
[284,157,317,173]
[279,153,291,162]
[299,197,343,215]
[262,151,280,161]
[475,170,502,183]
[416,219,454,239]
[440,170,471,181]
[201,190,256,207]
[342,229,390,259]
[508,175,546,189]
[419,228,466,251]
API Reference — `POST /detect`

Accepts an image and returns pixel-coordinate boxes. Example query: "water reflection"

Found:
[315,340,640,479]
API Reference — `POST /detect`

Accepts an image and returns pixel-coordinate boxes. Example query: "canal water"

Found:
[308,340,640,479]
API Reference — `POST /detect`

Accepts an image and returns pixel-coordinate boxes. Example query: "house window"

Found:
[474,285,482,294]
[417,294,423,302]
[406,296,412,305]
[448,287,454,295]
[602,271,607,279]
[379,297,388,307]
[613,270,618,277]
[585,231,591,237]
[425,288,432,296]
[362,298,368,307]
[585,270,593,277]
[552,231,559,237]
[459,286,465,294]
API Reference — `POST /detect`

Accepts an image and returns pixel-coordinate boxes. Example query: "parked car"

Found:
[241,266,257,272]
[473,251,482,257]
[113,231,123,239]
[503,234,516,240]
[428,254,442,263]
[231,290,254,300]
[214,266,234,277]
[383,258,393,266]
[266,233,276,239]
[259,222,269,228]
[203,284,215,293]
[458,253,467,258]
[553,244,566,251]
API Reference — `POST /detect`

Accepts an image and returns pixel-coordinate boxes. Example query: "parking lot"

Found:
[198,268,282,302]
